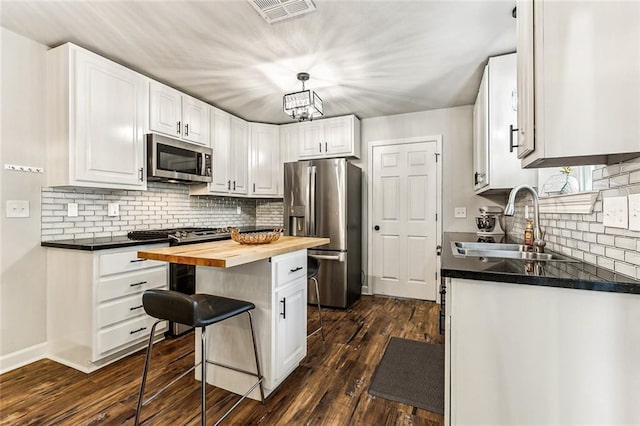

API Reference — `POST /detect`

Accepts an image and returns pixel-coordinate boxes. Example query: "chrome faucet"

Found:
[504,184,546,253]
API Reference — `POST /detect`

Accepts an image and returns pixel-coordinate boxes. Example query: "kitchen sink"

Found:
[450,241,578,262]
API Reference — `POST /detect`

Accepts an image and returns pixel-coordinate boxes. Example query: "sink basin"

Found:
[451,241,578,262]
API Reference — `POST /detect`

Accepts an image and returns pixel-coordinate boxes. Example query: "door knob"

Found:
[374,225,380,231]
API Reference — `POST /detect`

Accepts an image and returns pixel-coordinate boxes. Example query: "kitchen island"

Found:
[137,236,329,400]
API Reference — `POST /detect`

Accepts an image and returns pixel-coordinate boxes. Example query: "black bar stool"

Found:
[307,257,325,343]
[134,289,264,426]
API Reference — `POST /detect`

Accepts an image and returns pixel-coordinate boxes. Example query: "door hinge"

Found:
[435,213,438,221]
[436,245,442,256]
[434,153,440,162]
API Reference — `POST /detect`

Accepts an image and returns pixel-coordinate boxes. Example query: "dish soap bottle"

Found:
[524,219,534,248]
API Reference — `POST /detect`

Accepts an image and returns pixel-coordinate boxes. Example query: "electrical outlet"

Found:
[67,203,78,217]
[107,203,119,217]
[237,206,242,215]
[603,196,628,228]
[629,193,640,231]
[6,200,29,218]
[454,207,467,218]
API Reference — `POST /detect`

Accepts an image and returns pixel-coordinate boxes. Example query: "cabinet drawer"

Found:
[275,253,307,286]
[100,247,166,276]
[97,285,165,328]
[98,267,167,302]
[97,315,166,355]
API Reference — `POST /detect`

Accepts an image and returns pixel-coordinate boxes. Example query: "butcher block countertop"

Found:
[137,236,330,268]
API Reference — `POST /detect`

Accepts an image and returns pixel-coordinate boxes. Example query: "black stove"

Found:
[128,227,230,244]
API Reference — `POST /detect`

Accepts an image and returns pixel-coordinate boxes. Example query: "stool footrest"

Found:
[142,362,199,408]
[206,359,263,379]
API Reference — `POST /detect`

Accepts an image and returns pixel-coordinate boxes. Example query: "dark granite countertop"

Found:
[441,232,640,295]
[41,226,280,251]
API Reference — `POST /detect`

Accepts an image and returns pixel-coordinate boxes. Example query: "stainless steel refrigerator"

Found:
[284,159,362,308]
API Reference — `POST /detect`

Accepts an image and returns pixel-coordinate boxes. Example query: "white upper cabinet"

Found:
[297,115,361,159]
[280,124,300,164]
[190,108,248,196]
[209,107,232,194]
[149,81,209,146]
[46,43,146,190]
[230,116,249,195]
[518,0,640,167]
[473,53,536,193]
[249,123,281,197]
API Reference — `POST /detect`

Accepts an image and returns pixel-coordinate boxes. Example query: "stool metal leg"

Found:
[211,310,265,426]
[308,277,325,343]
[135,320,161,426]
[201,326,207,426]
[247,311,265,403]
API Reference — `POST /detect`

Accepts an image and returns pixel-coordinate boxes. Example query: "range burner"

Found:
[128,227,230,243]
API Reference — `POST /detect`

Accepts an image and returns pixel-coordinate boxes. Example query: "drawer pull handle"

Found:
[130,281,147,287]
[130,327,147,335]
[280,298,286,319]
[129,305,144,311]
[290,266,303,273]
[130,258,147,263]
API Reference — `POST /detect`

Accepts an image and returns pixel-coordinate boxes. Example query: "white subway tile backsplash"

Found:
[597,256,615,270]
[605,247,626,261]
[614,261,636,278]
[505,158,640,280]
[626,251,640,266]
[597,234,616,246]
[42,182,285,241]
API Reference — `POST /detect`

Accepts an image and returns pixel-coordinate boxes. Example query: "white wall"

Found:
[357,106,503,290]
[0,28,48,366]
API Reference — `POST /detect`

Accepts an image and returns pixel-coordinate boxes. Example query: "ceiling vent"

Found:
[248,0,316,24]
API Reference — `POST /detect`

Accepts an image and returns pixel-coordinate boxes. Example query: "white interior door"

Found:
[371,141,439,300]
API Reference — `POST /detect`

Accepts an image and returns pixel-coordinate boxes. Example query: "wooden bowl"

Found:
[228,227,283,245]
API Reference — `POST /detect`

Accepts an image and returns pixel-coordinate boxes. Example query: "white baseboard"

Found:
[0,342,47,375]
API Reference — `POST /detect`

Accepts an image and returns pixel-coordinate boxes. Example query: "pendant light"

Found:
[283,72,323,121]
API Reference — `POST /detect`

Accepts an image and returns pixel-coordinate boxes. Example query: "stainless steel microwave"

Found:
[146,134,212,183]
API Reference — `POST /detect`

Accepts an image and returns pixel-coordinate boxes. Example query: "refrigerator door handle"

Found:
[309,253,345,262]
[309,165,317,236]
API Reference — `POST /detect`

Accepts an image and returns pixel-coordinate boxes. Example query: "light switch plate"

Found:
[107,203,119,217]
[603,196,628,228]
[6,200,30,218]
[454,207,467,218]
[628,194,640,231]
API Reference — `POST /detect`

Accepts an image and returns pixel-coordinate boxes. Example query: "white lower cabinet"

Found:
[446,277,640,425]
[274,278,306,379]
[46,244,168,373]
[196,249,307,400]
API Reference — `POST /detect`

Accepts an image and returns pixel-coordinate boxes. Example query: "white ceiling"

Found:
[0,0,516,124]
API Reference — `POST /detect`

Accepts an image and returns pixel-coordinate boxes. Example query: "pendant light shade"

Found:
[283,72,323,121]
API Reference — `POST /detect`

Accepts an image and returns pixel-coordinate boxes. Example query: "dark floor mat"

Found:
[368,337,444,414]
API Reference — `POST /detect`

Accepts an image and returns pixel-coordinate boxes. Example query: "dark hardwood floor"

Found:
[0,295,444,425]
